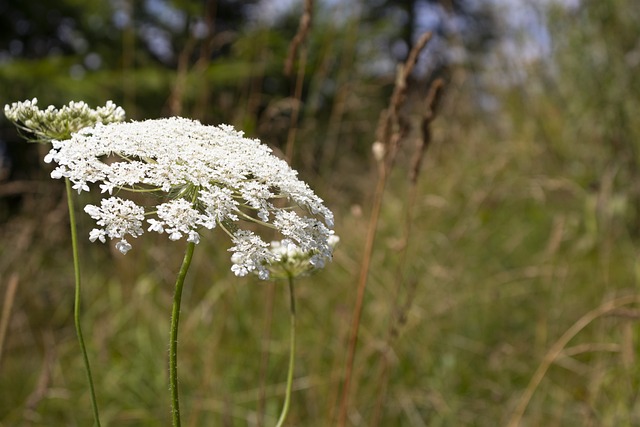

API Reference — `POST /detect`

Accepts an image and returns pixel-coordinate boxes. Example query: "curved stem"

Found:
[275,275,296,427]
[65,178,101,427]
[169,241,196,427]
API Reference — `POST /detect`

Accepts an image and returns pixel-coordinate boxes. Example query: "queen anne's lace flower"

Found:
[4,98,125,142]
[152,199,203,243]
[44,117,335,278]
[252,235,340,279]
[84,197,145,254]
[229,230,276,280]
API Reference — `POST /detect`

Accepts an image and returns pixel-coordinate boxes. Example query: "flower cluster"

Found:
[44,117,335,279]
[4,98,126,142]
[247,235,340,280]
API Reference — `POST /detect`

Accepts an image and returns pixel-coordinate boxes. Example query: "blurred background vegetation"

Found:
[1,0,639,425]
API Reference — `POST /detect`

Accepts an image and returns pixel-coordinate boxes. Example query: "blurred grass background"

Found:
[1,0,640,425]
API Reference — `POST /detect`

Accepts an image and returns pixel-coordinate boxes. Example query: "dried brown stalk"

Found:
[166,38,198,117]
[410,78,445,183]
[283,0,314,162]
[335,31,433,427]
[284,0,313,78]
[369,76,445,427]
[382,32,433,169]
[122,0,136,117]
[166,0,217,118]
[506,294,640,427]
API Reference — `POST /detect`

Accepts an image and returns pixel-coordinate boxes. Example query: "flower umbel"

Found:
[252,235,340,280]
[4,98,125,142]
[44,117,335,278]
[84,197,145,254]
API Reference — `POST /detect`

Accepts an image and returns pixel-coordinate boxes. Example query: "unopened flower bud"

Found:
[372,141,385,162]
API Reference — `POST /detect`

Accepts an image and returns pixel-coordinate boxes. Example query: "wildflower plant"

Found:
[6,101,336,426]
[5,98,126,427]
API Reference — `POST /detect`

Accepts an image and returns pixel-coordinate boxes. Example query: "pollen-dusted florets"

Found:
[44,117,335,279]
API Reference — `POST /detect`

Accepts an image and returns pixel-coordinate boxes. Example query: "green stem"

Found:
[275,275,296,427]
[169,241,196,427]
[65,178,101,427]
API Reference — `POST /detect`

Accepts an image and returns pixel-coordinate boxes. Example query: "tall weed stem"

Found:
[336,32,433,426]
[66,177,101,427]
[169,241,196,427]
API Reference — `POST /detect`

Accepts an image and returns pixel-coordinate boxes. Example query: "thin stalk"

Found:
[370,77,444,427]
[65,177,101,427]
[335,32,433,426]
[169,241,196,427]
[275,275,297,427]
[336,165,387,426]
[283,0,313,163]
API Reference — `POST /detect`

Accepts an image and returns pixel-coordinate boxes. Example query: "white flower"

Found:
[244,235,340,280]
[147,219,164,233]
[115,239,133,255]
[273,210,333,260]
[42,117,335,279]
[4,98,125,143]
[228,230,275,280]
[84,197,144,252]
[152,199,202,242]
[89,228,107,243]
[198,187,239,225]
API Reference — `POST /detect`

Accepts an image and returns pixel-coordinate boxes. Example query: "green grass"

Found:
[2,2,640,422]
[2,85,639,426]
